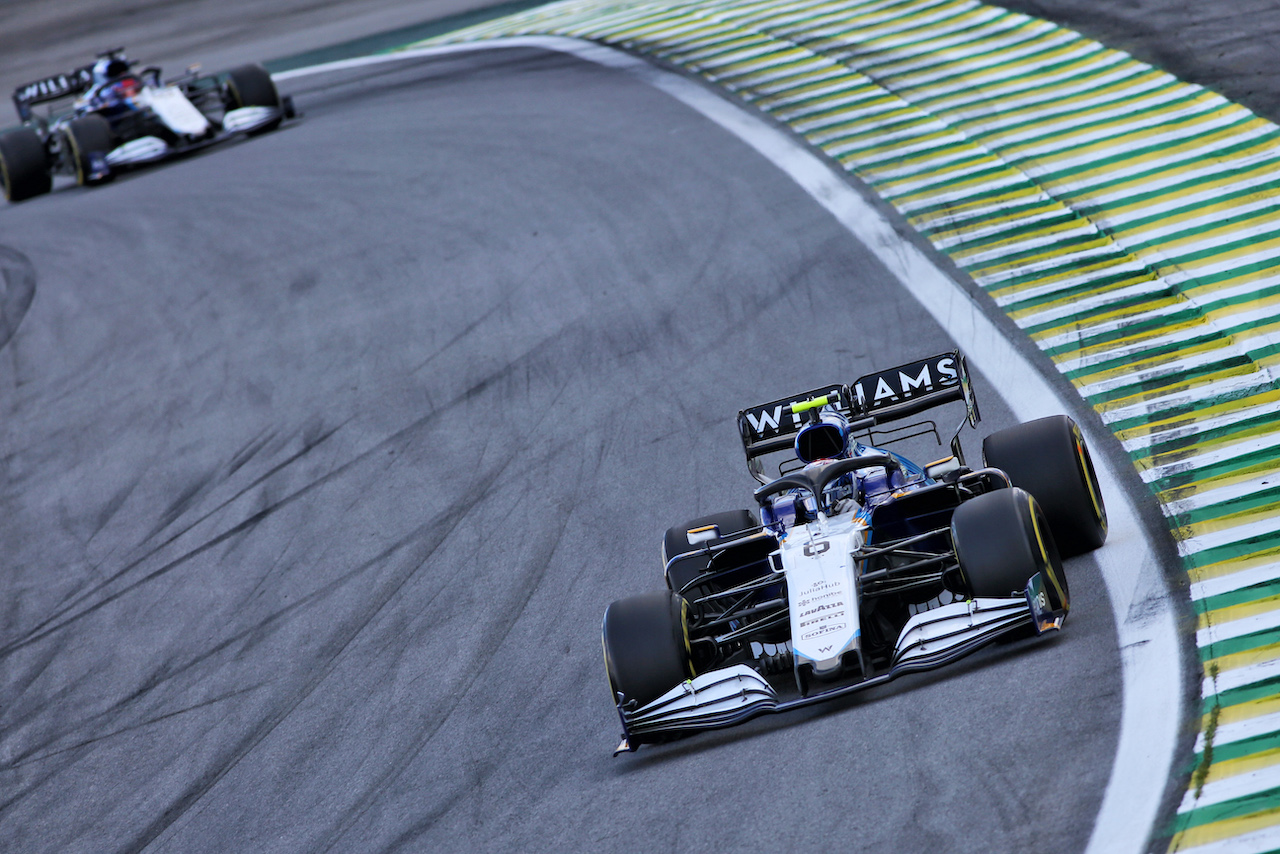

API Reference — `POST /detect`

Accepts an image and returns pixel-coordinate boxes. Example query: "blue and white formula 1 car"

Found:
[0,48,295,202]
[602,351,1107,754]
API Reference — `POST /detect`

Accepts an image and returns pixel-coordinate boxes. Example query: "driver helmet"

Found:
[92,55,130,86]
[795,407,851,464]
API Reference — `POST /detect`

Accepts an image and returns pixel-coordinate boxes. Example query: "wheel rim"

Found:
[1072,422,1107,535]
[679,597,696,677]
[1030,497,1069,612]
[1026,491,1052,572]
[65,130,87,186]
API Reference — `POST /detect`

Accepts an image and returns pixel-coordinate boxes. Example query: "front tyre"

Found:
[0,127,51,201]
[602,591,694,711]
[952,487,1068,615]
[983,415,1107,556]
[63,115,115,186]
[223,64,282,135]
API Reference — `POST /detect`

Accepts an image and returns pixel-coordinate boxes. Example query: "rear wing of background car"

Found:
[12,67,93,121]
[737,351,979,482]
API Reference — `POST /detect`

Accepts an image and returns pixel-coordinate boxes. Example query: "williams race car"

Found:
[602,351,1107,754]
[0,48,296,202]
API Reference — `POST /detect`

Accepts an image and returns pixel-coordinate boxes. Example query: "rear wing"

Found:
[738,383,850,460]
[12,66,93,121]
[737,351,979,482]
[849,351,978,426]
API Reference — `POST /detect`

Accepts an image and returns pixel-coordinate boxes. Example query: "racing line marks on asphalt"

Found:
[0,246,36,354]
[396,0,1280,850]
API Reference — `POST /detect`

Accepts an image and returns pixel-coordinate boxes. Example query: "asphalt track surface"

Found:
[0,47,1137,852]
[5,0,1274,851]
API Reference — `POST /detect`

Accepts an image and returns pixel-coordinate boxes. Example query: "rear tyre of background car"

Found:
[0,128,51,202]
[223,64,283,135]
[982,414,1107,556]
[602,590,694,712]
[63,115,115,186]
[951,487,1068,617]
[663,508,759,593]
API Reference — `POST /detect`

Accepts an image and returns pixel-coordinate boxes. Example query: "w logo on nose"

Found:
[819,645,833,653]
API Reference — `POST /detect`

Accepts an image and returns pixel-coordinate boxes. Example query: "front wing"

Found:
[613,580,1058,754]
[101,105,283,170]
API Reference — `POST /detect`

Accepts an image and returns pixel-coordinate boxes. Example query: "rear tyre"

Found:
[602,591,693,710]
[223,64,282,135]
[983,415,1107,556]
[663,509,759,593]
[0,127,51,201]
[951,487,1068,615]
[63,115,115,186]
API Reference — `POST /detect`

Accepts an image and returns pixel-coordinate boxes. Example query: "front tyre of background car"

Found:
[951,487,1068,617]
[223,64,283,135]
[0,127,52,202]
[62,115,115,187]
[982,414,1107,557]
[602,591,694,716]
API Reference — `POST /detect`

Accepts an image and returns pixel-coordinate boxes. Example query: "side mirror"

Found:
[687,525,719,545]
[925,456,960,480]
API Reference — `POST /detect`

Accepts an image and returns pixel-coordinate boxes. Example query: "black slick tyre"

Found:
[983,414,1107,556]
[602,591,693,712]
[951,487,1068,615]
[663,509,758,593]
[0,127,51,201]
[223,64,282,134]
[63,115,114,186]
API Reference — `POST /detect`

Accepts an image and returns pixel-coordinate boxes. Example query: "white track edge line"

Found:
[275,35,1184,854]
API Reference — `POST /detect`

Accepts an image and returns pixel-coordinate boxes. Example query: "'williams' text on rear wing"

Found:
[12,67,93,121]
[737,351,979,480]
[738,383,850,461]
[849,351,978,427]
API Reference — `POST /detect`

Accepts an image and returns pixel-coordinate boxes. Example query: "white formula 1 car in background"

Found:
[603,351,1107,754]
[1,48,296,202]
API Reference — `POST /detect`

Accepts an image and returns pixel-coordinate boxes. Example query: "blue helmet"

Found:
[92,55,130,86]
[795,408,851,464]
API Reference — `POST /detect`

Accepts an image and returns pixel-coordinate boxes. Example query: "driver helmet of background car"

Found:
[92,55,131,86]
